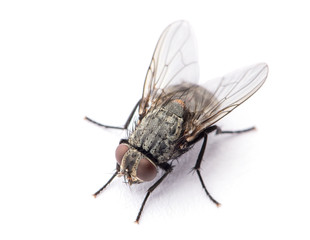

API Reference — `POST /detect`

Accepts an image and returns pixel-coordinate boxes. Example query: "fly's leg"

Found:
[189,125,256,146]
[192,125,256,206]
[84,117,124,130]
[193,134,221,207]
[93,171,118,197]
[135,163,173,224]
[93,164,120,197]
[85,99,141,130]
[215,126,256,135]
[87,100,140,197]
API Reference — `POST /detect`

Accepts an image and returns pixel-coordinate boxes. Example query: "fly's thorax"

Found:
[165,83,219,113]
[163,99,185,117]
[128,99,185,163]
[115,144,157,184]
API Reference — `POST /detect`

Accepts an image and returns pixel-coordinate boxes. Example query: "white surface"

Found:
[1,0,309,239]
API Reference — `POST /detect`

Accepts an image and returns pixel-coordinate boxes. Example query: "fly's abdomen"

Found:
[129,100,184,163]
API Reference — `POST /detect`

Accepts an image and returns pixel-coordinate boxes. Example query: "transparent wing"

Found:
[139,20,199,118]
[179,63,268,142]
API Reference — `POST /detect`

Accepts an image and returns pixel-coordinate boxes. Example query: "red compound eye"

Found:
[115,144,129,165]
[136,158,157,182]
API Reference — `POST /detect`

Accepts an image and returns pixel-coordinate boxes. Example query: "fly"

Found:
[85,20,268,223]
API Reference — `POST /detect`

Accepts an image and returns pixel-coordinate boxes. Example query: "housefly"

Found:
[85,20,268,223]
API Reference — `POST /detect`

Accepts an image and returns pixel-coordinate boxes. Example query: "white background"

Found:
[1,0,310,239]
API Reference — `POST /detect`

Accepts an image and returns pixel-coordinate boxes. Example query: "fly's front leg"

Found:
[93,163,120,197]
[85,99,141,130]
[135,163,173,224]
[93,171,118,197]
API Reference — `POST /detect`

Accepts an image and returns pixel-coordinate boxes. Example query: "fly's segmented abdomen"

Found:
[129,101,184,163]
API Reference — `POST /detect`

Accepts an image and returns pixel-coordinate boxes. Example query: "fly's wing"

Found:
[185,63,268,142]
[139,20,199,118]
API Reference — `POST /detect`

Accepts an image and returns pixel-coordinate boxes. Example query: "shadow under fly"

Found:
[85,20,268,223]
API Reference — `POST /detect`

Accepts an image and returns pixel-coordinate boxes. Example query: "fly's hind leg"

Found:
[85,99,141,130]
[215,126,256,135]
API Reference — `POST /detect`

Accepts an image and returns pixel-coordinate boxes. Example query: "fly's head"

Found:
[115,144,157,184]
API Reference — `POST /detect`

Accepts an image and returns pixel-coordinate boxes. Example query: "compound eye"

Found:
[115,144,129,165]
[136,158,157,182]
